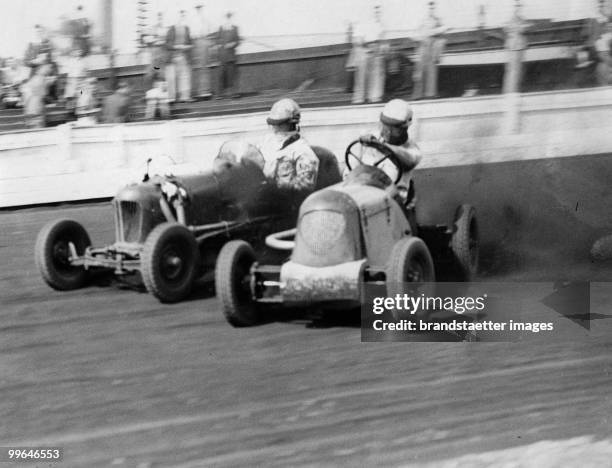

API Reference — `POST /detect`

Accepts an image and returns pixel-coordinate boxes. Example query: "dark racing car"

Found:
[35,144,342,303]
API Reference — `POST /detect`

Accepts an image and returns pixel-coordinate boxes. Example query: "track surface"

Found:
[1,203,611,467]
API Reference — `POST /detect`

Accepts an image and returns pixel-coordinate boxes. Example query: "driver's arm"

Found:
[290,149,319,191]
[383,140,422,172]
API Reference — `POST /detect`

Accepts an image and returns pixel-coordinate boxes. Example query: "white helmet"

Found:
[266,98,301,125]
[380,99,413,127]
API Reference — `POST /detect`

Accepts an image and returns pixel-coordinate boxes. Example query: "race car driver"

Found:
[258,98,319,192]
[352,98,422,206]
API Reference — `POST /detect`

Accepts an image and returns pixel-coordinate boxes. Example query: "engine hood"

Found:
[116,160,289,227]
[114,181,162,210]
[292,188,363,267]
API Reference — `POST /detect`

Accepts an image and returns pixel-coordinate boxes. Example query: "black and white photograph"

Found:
[0,0,611,466]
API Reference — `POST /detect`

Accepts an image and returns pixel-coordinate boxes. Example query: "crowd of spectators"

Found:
[0,4,244,128]
[0,2,610,132]
[0,4,95,128]
[346,0,612,104]
[141,6,241,120]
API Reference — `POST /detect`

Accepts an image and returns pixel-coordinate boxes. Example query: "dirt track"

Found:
[1,203,611,467]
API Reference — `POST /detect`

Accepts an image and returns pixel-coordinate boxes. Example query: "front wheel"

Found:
[386,237,436,320]
[451,205,479,281]
[141,223,200,303]
[215,240,259,327]
[35,219,91,290]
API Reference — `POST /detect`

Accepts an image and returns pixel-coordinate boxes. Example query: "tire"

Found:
[35,219,91,290]
[141,223,200,303]
[215,240,259,327]
[386,237,436,320]
[451,205,479,281]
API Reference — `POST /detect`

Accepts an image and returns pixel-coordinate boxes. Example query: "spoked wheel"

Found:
[35,219,91,290]
[215,240,259,327]
[141,223,200,303]
[451,204,479,281]
[386,237,436,321]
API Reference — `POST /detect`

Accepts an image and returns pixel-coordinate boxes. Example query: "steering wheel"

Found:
[345,138,404,184]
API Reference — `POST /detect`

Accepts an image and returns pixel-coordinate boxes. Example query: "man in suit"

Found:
[24,25,53,71]
[192,4,213,99]
[22,64,51,128]
[165,10,193,102]
[102,81,132,124]
[351,5,387,104]
[502,0,532,94]
[412,1,448,100]
[72,5,91,56]
[143,12,167,92]
[144,79,171,120]
[216,11,241,98]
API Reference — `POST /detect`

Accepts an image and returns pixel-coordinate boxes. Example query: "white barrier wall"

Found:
[1,87,612,208]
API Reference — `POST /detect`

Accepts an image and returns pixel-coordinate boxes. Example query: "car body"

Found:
[35,145,342,303]
[215,139,479,326]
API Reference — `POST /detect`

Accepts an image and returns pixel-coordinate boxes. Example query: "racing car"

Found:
[215,138,479,326]
[35,144,342,303]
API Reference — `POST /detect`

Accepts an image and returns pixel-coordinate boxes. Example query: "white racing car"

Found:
[215,138,478,326]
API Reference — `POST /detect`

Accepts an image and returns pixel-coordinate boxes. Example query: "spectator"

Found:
[502,0,532,94]
[574,44,599,88]
[412,1,448,100]
[25,25,60,104]
[587,1,611,46]
[144,79,171,120]
[102,80,132,123]
[192,4,213,99]
[216,11,241,98]
[63,48,88,109]
[2,58,29,108]
[75,77,100,125]
[344,22,356,93]
[71,5,91,56]
[165,9,193,103]
[143,12,167,91]
[351,5,387,104]
[24,25,53,72]
[594,23,612,85]
[2,58,30,87]
[22,64,51,128]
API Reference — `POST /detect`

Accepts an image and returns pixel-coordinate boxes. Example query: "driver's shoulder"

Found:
[288,135,318,160]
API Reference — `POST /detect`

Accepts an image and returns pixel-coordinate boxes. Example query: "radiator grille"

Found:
[299,211,346,256]
[118,201,142,243]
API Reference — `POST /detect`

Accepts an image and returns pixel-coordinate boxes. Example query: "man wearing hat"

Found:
[192,4,213,98]
[216,11,241,98]
[103,81,132,123]
[165,9,193,102]
[412,1,448,100]
[258,98,319,191]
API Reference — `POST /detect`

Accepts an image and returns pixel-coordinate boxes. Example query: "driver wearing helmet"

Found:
[258,98,319,191]
[362,99,421,187]
[352,99,422,205]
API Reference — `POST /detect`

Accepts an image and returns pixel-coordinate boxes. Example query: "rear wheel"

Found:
[35,219,91,290]
[141,223,200,303]
[215,240,259,327]
[451,205,479,281]
[386,237,436,320]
